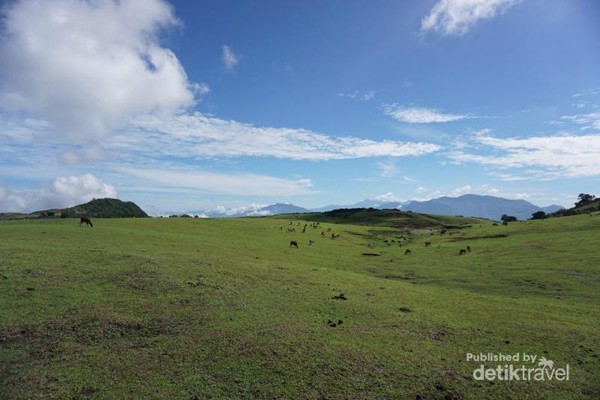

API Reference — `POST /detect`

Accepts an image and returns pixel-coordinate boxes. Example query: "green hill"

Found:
[57,198,149,218]
[551,197,600,217]
[284,207,484,229]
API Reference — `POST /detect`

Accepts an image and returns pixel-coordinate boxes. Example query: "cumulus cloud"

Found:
[222,45,239,70]
[384,104,470,123]
[109,113,441,160]
[0,0,204,142]
[448,132,600,179]
[0,174,117,212]
[421,0,521,36]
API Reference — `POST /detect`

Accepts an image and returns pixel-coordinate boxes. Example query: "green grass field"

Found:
[1,214,599,399]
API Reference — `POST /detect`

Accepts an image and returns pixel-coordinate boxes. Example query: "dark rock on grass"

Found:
[431,330,447,340]
[331,293,347,300]
[327,319,343,328]
[78,386,99,396]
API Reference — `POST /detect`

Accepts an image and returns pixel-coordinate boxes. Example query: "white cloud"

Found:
[110,113,442,161]
[384,104,470,123]
[378,160,398,177]
[572,88,600,98]
[116,166,314,197]
[222,45,239,70]
[0,174,117,212]
[421,0,521,36]
[448,132,600,179]
[338,91,376,101]
[451,184,473,196]
[0,0,203,142]
[371,192,405,203]
[560,112,600,130]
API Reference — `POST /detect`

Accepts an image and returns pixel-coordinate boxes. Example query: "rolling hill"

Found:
[0,198,148,220]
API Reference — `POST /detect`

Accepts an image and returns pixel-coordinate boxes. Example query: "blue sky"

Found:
[0,0,599,215]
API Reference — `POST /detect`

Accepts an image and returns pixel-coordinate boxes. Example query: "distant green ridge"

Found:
[281,207,483,229]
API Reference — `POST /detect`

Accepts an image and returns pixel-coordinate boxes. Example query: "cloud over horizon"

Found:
[449,132,600,179]
[117,166,314,197]
[0,174,117,213]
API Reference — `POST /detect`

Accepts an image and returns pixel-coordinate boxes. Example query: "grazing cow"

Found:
[288,227,296,232]
[440,229,447,235]
[404,249,412,255]
[308,240,314,245]
[290,241,299,248]
[425,241,431,247]
[467,246,471,252]
[459,248,467,255]
[80,217,93,227]
[321,231,325,237]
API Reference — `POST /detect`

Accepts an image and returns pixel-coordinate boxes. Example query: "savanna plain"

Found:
[1,213,599,399]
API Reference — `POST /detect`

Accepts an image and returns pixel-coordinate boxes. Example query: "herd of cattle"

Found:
[283,220,472,256]
[79,216,472,256]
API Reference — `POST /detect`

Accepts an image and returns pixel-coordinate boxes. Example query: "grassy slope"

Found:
[0,215,599,399]
[288,208,483,229]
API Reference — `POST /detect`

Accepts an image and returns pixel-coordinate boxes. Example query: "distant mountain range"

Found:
[174,194,564,221]
[400,194,563,220]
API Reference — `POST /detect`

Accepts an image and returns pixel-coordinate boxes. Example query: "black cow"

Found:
[290,240,299,248]
[404,249,412,255]
[425,241,431,247]
[459,248,467,255]
[80,217,93,227]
